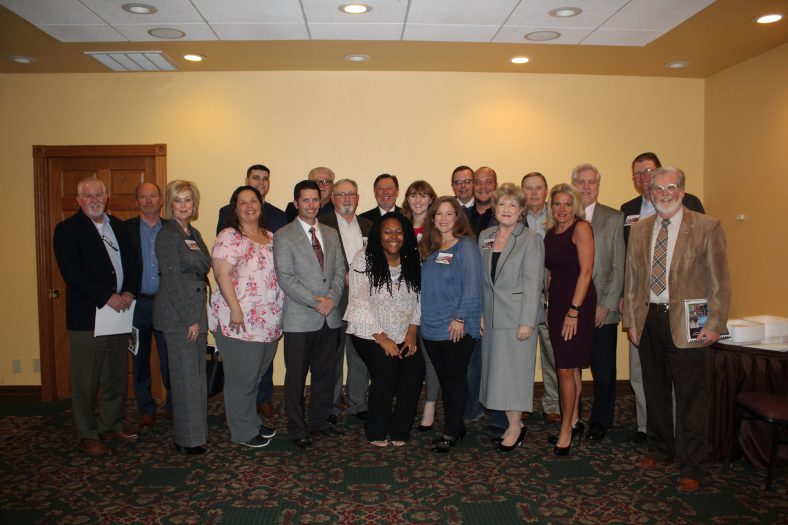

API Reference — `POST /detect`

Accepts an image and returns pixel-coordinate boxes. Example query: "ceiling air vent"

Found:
[84,51,178,72]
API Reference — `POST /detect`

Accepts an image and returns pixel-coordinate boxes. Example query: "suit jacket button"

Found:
[323,279,326,282]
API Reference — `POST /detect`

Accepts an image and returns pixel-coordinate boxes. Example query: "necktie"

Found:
[309,226,324,270]
[650,219,670,296]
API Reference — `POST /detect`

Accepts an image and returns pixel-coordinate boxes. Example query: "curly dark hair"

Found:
[359,211,421,297]
[226,185,268,232]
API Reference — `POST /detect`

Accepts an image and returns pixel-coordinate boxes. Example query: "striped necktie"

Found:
[309,226,324,270]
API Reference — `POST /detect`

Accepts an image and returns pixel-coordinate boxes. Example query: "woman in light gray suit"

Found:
[154,180,211,455]
[478,183,544,452]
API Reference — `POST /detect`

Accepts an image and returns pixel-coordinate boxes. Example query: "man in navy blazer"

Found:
[53,178,139,456]
[216,164,286,419]
[274,180,346,449]
[359,173,400,222]
[620,152,705,445]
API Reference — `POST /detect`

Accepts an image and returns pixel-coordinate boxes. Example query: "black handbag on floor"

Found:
[206,345,224,397]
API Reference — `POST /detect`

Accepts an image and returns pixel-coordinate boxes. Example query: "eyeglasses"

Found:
[334,192,358,198]
[452,179,472,186]
[102,235,119,252]
[633,168,655,178]
[315,179,334,186]
[653,184,679,194]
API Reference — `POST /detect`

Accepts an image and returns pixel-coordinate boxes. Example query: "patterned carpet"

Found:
[0,395,786,524]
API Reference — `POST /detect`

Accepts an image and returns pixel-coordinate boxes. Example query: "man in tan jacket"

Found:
[623,166,730,493]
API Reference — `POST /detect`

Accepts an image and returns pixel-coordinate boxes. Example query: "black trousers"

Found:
[352,336,425,441]
[423,335,475,438]
[283,322,339,438]
[638,308,711,480]
[589,322,618,429]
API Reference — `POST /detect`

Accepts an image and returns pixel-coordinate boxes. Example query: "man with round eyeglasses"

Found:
[286,167,336,222]
[620,152,704,447]
[451,165,475,211]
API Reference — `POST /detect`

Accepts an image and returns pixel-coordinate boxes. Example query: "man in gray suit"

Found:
[572,164,625,441]
[318,179,373,422]
[274,180,346,449]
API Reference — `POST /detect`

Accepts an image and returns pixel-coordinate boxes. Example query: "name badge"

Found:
[624,214,640,227]
[184,239,201,251]
[481,238,494,250]
[436,252,453,265]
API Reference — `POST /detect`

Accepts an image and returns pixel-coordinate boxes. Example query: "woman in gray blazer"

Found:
[154,180,211,455]
[478,183,544,452]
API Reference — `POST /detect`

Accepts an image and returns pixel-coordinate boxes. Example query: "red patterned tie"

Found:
[650,219,670,296]
[309,226,324,270]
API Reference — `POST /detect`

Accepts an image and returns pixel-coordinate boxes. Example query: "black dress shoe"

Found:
[586,423,607,441]
[627,431,647,445]
[431,429,466,452]
[485,424,507,436]
[328,414,338,425]
[354,411,368,421]
[292,437,313,449]
[174,443,206,455]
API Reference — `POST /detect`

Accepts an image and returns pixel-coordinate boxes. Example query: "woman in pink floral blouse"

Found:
[209,185,283,449]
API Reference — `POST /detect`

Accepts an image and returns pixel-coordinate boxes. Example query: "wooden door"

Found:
[34,145,167,401]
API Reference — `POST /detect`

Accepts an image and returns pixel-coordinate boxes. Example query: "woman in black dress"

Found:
[543,183,596,456]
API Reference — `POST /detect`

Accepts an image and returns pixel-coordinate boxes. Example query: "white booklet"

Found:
[684,298,730,343]
[94,300,136,337]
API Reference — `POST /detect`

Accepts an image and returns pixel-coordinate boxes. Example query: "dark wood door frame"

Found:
[34,144,167,401]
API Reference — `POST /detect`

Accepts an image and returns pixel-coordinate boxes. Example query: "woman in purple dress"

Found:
[543,183,596,456]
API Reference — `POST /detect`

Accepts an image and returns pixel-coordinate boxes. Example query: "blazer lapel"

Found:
[669,207,693,280]
[495,223,524,284]
[480,228,496,288]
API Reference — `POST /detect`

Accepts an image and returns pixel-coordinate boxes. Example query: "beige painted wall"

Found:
[0,70,706,386]
[705,43,788,318]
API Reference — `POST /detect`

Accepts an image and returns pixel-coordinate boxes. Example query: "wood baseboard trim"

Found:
[0,386,42,400]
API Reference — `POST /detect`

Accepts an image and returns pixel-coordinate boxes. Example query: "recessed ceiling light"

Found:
[525,31,560,42]
[755,13,783,24]
[122,3,157,15]
[340,4,371,14]
[148,28,185,39]
[549,7,582,18]
[665,61,689,69]
[9,55,36,64]
[510,56,530,65]
[183,54,204,62]
[345,54,369,62]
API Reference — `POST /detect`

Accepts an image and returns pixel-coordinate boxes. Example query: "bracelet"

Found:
[566,314,577,319]
[454,319,465,324]
[570,304,581,311]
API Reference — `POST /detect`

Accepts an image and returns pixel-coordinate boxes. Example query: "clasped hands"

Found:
[106,292,134,312]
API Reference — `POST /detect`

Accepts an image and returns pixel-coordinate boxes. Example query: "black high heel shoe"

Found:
[417,424,434,432]
[495,426,527,453]
[548,420,585,445]
[431,429,466,453]
[554,443,572,456]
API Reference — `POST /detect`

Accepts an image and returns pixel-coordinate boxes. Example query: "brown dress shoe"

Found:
[139,414,155,428]
[99,431,138,442]
[258,402,276,418]
[79,438,111,457]
[676,477,701,493]
[544,412,562,423]
[636,456,659,470]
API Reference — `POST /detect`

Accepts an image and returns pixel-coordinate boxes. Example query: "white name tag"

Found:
[184,239,201,251]
[436,252,453,265]
[624,214,640,227]
[481,238,494,250]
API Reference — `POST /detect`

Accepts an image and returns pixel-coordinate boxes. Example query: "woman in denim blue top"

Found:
[419,196,483,453]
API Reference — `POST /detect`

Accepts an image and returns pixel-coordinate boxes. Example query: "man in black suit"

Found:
[451,165,475,212]
[359,174,400,222]
[53,178,139,456]
[620,152,705,445]
[216,164,287,419]
[126,182,170,429]
[467,166,498,238]
[285,167,335,222]
[318,179,373,422]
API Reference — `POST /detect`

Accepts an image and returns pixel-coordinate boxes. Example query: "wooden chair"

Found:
[730,392,788,491]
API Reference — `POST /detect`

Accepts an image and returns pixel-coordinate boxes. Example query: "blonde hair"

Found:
[544,183,585,230]
[165,180,201,221]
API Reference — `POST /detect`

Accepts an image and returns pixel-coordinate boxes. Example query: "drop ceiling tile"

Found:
[407,0,519,25]
[308,23,404,40]
[301,0,407,24]
[403,24,501,42]
[601,0,715,31]
[212,23,310,40]
[0,0,105,25]
[494,26,593,45]
[113,23,218,41]
[582,28,664,46]
[37,24,126,42]
[506,0,630,28]
[79,0,204,24]
[191,0,304,24]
